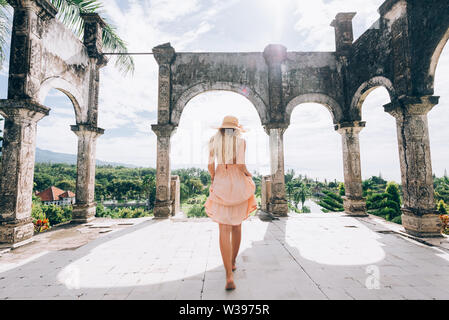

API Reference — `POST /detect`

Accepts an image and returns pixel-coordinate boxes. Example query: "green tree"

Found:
[365,181,402,222]
[285,169,295,185]
[437,200,447,215]
[34,173,54,192]
[337,182,345,196]
[385,181,401,207]
[293,184,311,209]
[56,179,76,192]
[0,0,134,74]
[142,175,156,210]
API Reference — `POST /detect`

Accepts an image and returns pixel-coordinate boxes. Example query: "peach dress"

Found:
[204,133,258,225]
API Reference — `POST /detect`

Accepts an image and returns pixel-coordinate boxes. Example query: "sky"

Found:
[1,0,448,182]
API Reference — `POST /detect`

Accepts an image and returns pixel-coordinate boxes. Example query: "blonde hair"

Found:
[209,128,243,164]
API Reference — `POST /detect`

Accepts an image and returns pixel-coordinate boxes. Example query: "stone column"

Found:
[384,95,442,237]
[70,124,104,223]
[261,175,272,212]
[0,100,49,246]
[152,43,176,125]
[151,124,177,218]
[264,125,288,216]
[170,175,180,216]
[335,121,367,216]
[263,44,287,123]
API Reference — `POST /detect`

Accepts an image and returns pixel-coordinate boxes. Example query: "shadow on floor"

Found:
[1,212,449,300]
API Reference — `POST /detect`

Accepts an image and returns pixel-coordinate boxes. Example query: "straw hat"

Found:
[214,115,247,132]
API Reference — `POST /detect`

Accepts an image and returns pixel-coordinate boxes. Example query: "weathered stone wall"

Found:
[170,52,270,125]
[0,0,107,245]
[283,52,343,123]
[408,0,449,95]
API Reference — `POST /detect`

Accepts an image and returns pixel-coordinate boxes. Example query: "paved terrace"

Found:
[1,212,449,300]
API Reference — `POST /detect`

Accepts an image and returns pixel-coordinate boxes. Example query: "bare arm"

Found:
[208,163,216,182]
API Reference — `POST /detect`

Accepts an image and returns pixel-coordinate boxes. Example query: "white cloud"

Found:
[292,0,384,51]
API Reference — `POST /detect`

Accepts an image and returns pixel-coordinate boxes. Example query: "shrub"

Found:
[31,203,50,232]
[440,214,448,234]
[42,204,72,225]
[95,203,108,217]
[391,215,402,225]
[187,204,207,217]
[437,200,447,215]
[337,182,345,196]
[323,190,343,204]
[117,207,150,218]
[95,205,151,219]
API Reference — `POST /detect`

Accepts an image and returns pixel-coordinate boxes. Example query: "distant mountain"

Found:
[35,147,138,168]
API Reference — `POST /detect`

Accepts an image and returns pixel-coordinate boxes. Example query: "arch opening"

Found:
[172,90,268,172]
[428,38,449,180]
[171,82,269,126]
[171,91,269,214]
[283,103,342,213]
[350,77,396,119]
[33,88,79,196]
[284,93,342,124]
[38,77,84,123]
[358,86,400,182]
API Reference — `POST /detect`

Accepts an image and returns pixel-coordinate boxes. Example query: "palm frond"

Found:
[49,0,134,75]
[50,0,102,37]
[0,1,11,69]
[102,23,135,76]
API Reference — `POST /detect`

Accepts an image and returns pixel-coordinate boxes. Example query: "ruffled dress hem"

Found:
[204,164,257,226]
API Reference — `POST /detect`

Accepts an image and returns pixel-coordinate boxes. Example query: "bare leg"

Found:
[231,224,242,271]
[219,224,235,290]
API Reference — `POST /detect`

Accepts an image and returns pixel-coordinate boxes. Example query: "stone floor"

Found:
[1,212,449,300]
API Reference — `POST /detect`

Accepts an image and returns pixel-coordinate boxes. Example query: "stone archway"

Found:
[171,82,269,127]
[0,0,108,246]
[349,76,397,119]
[149,0,449,238]
[284,93,344,125]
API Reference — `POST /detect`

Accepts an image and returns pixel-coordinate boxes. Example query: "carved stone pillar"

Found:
[170,175,180,216]
[7,0,57,100]
[335,121,367,216]
[80,12,108,126]
[70,124,104,223]
[0,100,49,245]
[153,43,176,125]
[264,124,288,216]
[151,124,177,218]
[384,95,442,237]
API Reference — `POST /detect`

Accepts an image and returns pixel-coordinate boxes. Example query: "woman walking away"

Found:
[204,115,258,290]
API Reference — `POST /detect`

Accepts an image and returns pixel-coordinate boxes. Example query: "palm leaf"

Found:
[49,0,134,75]
[0,0,11,69]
